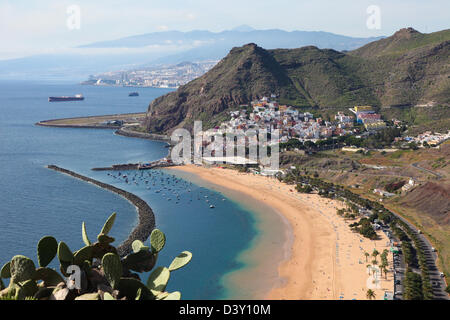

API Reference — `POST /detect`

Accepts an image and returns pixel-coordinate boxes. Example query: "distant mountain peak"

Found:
[145,29,450,133]
[393,27,421,39]
[231,25,256,32]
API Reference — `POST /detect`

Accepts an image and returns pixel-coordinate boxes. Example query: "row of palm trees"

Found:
[282,168,436,300]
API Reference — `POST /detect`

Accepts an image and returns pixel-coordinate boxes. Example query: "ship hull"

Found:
[48,97,85,102]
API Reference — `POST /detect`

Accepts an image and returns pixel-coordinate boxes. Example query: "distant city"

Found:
[81,61,218,89]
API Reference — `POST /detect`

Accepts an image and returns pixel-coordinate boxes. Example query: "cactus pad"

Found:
[99,212,116,236]
[81,222,91,246]
[132,240,150,253]
[37,236,58,268]
[10,255,36,284]
[102,253,122,290]
[117,278,152,300]
[97,234,115,245]
[163,291,181,300]
[34,267,65,287]
[168,251,192,271]
[150,229,166,253]
[146,266,170,292]
[57,241,73,263]
[73,246,93,265]
[1,261,11,278]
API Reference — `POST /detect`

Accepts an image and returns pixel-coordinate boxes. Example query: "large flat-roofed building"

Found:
[203,156,259,166]
[357,113,381,123]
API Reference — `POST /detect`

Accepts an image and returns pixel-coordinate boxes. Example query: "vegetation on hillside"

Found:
[145,28,450,133]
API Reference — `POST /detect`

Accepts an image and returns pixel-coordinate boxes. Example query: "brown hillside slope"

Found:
[400,182,450,226]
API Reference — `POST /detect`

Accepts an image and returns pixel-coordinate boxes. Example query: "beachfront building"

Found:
[202,156,259,167]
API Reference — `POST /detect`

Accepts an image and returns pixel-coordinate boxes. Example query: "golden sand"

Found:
[168,165,394,300]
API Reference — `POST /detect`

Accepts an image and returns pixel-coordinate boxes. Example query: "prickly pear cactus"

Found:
[19,279,38,298]
[1,261,11,278]
[150,229,166,253]
[169,251,192,271]
[73,246,93,265]
[37,236,58,268]
[102,253,122,289]
[99,212,116,236]
[147,266,170,292]
[163,291,181,300]
[57,241,73,264]
[97,234,115,245]
[0,211,192,300]
[82,222,91,246]
[132,240,150,253]
[34,267,65,287]
[10,255,36,284]
[122,250,157,273]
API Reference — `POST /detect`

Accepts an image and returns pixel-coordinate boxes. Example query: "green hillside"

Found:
[145,28,450,133]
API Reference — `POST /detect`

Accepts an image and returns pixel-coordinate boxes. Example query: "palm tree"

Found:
[372,259,378,266]
[382,265,388,279]
[366,289,376,300]
[372,249,379,262]
[364,252,370,262]
[367,265,372,275]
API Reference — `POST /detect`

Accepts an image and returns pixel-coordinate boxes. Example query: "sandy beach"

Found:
[168,165,394,300]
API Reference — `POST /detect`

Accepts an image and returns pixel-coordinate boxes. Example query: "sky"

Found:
[0,0,449,60]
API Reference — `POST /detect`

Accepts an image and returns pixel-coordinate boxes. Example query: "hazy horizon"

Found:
[1,0,449,60]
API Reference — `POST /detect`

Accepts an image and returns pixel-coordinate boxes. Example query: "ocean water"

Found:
[0,80,259,299]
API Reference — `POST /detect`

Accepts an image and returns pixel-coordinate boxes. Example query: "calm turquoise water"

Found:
[0,80,257,299]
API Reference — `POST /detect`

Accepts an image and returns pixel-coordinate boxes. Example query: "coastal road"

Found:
[391,213,449,300]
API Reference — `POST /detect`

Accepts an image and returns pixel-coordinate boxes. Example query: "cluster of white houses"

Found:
[409,130,450,147]
[215,97,369,143]
[195,98,394,169]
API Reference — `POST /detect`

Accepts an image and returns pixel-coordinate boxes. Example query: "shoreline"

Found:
[168,165,394,300]
[47,165,156,257]
[36,115,172,145]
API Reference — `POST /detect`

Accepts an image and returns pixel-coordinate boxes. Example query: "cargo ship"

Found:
[48,94,84,102]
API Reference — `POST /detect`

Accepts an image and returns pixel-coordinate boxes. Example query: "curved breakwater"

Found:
[47,165,155,257]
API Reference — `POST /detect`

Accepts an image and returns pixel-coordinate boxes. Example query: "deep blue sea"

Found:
[0,80,257,299]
